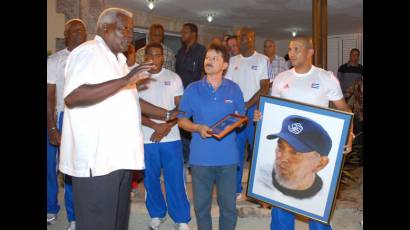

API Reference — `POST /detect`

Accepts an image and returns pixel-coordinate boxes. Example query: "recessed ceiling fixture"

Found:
[147,0,155,10]
[207,13,214,23]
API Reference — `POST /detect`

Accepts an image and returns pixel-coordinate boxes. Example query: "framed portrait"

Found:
[247,95,353,224]
[208,114,248,139]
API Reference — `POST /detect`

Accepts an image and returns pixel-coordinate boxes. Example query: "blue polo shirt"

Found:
[178,77,246,166]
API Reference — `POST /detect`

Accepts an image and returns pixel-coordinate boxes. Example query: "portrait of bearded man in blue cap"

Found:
[266,115,332,199]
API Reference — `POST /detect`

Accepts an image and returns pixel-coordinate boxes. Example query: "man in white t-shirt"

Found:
[59,8,178,230]
[139,43,190,230]
[225,26,270,198]
[254,36,354,230]
[47,18,86,230]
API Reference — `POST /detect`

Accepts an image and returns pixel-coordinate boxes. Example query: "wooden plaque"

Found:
[208,114,248,139]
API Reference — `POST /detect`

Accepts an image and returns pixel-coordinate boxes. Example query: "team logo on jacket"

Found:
[224,99,233,104]
[311,83,320,89]
[164,81,171,86]
[251,65,258,70]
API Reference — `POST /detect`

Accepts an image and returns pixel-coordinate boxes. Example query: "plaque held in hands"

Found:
[207,114,248,139]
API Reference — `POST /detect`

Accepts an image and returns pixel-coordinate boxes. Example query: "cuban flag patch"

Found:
[251,65,258,70]
[311,83,320,89]
[164,81,171,86]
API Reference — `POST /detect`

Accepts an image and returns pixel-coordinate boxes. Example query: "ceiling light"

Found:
[147,0,155,10]
[292,31,296,37]
[207,13,214,23]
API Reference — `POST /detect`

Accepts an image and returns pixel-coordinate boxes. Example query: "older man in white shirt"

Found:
[59,8,177,230]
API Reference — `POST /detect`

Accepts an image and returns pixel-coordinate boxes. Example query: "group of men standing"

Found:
[47,6,361,230]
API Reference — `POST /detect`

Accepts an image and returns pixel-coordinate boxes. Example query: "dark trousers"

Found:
[72,170,133,230]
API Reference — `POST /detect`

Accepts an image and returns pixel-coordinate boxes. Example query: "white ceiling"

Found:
[106,0,362,40]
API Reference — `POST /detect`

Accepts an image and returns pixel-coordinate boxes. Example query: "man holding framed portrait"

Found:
[253,36,354,230]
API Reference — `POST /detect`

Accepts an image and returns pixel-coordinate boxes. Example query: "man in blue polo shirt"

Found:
[178,44,245,230]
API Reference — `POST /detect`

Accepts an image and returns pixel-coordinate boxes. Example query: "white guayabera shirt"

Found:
[59,35,145,178]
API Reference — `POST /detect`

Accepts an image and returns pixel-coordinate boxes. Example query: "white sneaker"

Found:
[130,188,138,198]
[175,223,190,230]
[67,221,76,230]
[149,217,166,230]
[47,213,57,225]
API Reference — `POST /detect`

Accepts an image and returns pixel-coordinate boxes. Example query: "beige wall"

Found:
[48,2,267,54]
[276,39,291,57]
[95,4,232,47]
[255,35,268,54]
[47,0,66,54]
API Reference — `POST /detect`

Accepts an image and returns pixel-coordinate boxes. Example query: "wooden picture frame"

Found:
[208,113,248,139]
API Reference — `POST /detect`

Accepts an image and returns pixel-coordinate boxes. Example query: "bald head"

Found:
[290,36,313,49]
[237,26,255,36]
[64,19,87,51]
[64,19,86,33]
[288,36,314,70]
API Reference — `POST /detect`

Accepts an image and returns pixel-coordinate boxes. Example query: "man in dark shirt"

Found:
[175,23,207,164]
[175,23,206,88]
[337,48,363,98]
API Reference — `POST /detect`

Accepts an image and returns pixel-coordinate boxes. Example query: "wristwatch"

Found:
[165,111,170,121]
[48,127,57,132]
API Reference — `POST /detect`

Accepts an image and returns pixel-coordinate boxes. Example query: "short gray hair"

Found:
[64,19,86,32]
[97,8,133,29]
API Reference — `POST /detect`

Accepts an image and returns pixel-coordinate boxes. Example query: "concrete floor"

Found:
[47,162,362,230]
